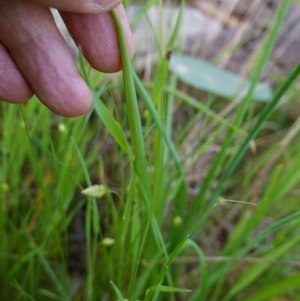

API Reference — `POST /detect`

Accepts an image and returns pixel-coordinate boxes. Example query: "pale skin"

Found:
[0,0,134,116]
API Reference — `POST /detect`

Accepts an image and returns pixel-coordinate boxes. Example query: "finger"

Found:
[0,0,92,117]
[0,43,33,103]
[60,4,134,73]
[29,0,122,14]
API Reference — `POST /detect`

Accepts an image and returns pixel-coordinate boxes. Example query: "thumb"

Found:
[29,0,122,13]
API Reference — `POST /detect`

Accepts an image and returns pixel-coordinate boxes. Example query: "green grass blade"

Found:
[110,280,125,301]
[72,138,101,300]
[167,0,184,51]
[130,0,159,26]
[165,87,247,136]
[143,207,213,301]
[208,210,300,285]
[93,95,134,159]
[185,0,291,229]
[156,285,191,293]
[223,234,300,300]
[39,289,69,301]
[133,71,182,172]
[207,61,300,211]
[12,279,39,301]
[184,240,208,301]
[112,9,150,196]
[243,272,300,301]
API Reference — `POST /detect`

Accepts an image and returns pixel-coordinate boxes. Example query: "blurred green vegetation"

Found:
[1,1,300,301]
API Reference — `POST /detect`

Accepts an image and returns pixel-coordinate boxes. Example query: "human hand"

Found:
[0,0,133,116]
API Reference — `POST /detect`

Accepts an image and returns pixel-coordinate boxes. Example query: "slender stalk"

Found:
[111,10,151,198]
[207,61,300,211]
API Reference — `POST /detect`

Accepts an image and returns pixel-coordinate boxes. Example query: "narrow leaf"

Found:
[93,96,133,159]
[156,285,191,293]
[110,281,125,301]
[169,53,273,102]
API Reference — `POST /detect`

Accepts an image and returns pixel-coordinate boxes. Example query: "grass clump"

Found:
[1,1,300,301]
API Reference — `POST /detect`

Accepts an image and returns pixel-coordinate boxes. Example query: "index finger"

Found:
[60,4,134,73]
